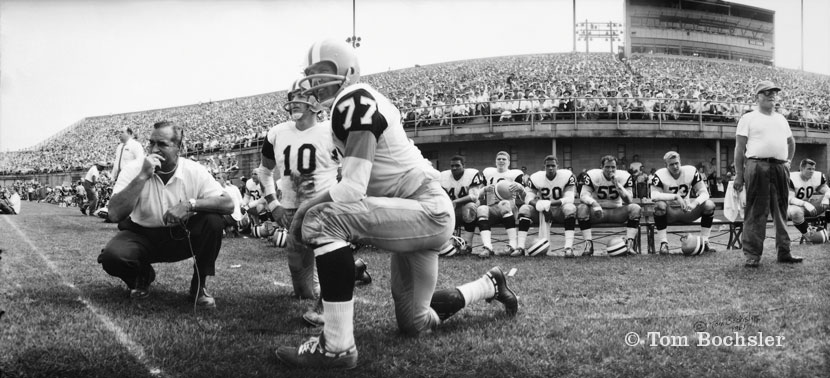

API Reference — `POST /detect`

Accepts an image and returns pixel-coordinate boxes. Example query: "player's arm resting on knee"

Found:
[454,185,482,206]
[559,186,575,206]
[257,135,285,211]
[788,190,815,213]
[580,185,602,212]
[107,154,159,222]
[689,181,710,210]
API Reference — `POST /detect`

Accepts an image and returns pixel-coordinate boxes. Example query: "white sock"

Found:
[700,227,711,241]
[462,230,475,246]
[506,227,518,248]
[657,229,667,244]
[322,300,354,352]
[564,230,574,248]
[456,275,496,306]
[517,230,527,249]
[626,227,637,240]
[583,229,592,241]
[480,230,492,248]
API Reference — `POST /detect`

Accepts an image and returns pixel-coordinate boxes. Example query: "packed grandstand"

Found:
[1,53,829,176]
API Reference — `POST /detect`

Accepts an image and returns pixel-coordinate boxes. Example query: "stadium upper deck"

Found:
[1,53,828,175]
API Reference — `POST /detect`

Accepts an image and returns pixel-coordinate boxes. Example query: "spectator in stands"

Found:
[98,120,234,307]
[111,127,146,182]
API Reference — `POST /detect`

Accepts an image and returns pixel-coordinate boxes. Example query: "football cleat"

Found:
[560,247,574,258]
[461,246,473,256]
[581,241,594,256]
[302,309,325,328]
[703,242,717,253]
[484,266,518,317]
[510,247,525,257]
[476,246,494,259]
[626,238,638,255]
[605,237,628,257]
[354,258,372,285]
[527,239,551,257]
[659,241,670,255]
[495,246,514,257]
[275,334,358,370]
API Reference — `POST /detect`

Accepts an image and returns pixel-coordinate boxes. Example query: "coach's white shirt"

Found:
[736,110,792,161]
[113,158,224,228]
[112,138,146,180]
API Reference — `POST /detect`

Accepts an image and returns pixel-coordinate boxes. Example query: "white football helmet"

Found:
[605,237,628,257]
[283,78,320,120]
[300,39,360,107]
[680,234,705,256]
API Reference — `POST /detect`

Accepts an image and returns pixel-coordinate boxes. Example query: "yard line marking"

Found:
[2,216,165,377]
[271,280,379,306]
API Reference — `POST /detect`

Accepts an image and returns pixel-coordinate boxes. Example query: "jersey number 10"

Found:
[283,144,317,176]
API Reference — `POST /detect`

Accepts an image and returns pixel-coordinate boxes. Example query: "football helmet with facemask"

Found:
[299,39,360,108]
[283,78,321,121]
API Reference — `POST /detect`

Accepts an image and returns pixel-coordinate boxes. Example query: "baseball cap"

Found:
[754,80,780,94]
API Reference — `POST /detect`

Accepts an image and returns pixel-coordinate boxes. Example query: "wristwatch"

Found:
[188,198,196,212]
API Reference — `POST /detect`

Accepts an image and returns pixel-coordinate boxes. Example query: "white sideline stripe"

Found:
[2,217,165,377]
[272,280,378,306]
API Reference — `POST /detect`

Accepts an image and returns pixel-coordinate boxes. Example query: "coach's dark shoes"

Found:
[354,258,372,285]
[190,276,216,308]
[130,264,156,299]
[276,334,358,370]
[744,258,760,268]
[485,266,518,317]
[777,255,804,264]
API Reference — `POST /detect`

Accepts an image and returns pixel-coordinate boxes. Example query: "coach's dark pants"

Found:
[97,213,224,288]
[742,159,791,260]
[83,180,98,212]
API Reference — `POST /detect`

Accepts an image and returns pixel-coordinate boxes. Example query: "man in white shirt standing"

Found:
[81,161,107,216]
[734,80,800,267]
[111,127,146,182]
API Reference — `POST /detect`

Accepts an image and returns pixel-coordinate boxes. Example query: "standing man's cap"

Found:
[754,80,781,94]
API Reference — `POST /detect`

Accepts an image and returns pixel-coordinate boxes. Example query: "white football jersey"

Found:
[245,179,262,201]
[789,171,828,200]
[329,83,437,201]
[264,119,339,209]
[528,169,576,200]
[650,166,702,199]
[439,168,484,200]
[482,167,524,186]
[583,168,633,208]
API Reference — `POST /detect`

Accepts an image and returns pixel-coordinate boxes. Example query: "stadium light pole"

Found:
[346,0,361,49]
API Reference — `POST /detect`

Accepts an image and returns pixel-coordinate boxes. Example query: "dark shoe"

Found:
[581,241,594,256]
[777,255,804,264]
[130,264,156,299]
[703,242,717,253]
[744,259,760,268]
[485,266,518,317]
[354,258,372,285]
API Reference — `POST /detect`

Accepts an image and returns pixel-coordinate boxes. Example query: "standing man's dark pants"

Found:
[98,213,224,289]
[83,180,98,213]
[742,159,790,261]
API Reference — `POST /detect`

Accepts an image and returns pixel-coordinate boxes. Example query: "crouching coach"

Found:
[98,121,234,308]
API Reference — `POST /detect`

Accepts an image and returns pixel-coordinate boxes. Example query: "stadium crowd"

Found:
[1,53,828,175]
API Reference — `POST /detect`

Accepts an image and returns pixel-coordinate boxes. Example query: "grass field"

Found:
[1,202,828,378]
